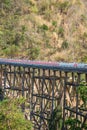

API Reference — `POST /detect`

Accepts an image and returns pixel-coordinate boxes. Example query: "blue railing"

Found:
[0,58,87,72]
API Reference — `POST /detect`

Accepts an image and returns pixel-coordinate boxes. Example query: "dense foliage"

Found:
[48,106,62,130]
[65,82,87,130]
[0,97,32,130]
[78,82,87,107]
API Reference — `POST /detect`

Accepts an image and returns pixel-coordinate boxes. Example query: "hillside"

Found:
[0,0,87,62]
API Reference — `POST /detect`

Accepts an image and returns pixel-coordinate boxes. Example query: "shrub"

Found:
[65,118,81,130]
[3,45,19,58]
[0,97,32,130]
[27,46,40,60]
[52,21,57,27]
[41,24,49,31]
[48,106,62,130]
[61,40,69,49]
[58,26,64,37]
[58,1,70,13]
[78,82,87,107]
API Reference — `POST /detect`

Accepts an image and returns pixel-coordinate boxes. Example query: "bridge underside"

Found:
[0,62,87,130]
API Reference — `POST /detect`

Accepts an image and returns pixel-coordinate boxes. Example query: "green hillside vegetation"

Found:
[0,0,87,62]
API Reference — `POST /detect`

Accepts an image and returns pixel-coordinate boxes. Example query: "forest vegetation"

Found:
[0,0,87,62]
[0,95,32,130]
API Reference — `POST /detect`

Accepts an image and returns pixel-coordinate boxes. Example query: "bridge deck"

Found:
[0,58,87,72]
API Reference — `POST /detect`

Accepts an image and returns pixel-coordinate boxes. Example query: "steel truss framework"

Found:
[0,59,87,130]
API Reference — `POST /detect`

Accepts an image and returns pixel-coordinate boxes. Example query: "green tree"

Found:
[78,82,87,107]
[65,118,81,130]
[0,98,32,130]
[48,106,62,130]
[65,81,87,130]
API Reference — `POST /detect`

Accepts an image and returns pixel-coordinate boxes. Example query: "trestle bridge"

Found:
[0,58,87,130]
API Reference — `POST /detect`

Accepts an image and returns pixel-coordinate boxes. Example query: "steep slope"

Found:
[0,0,87,62]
